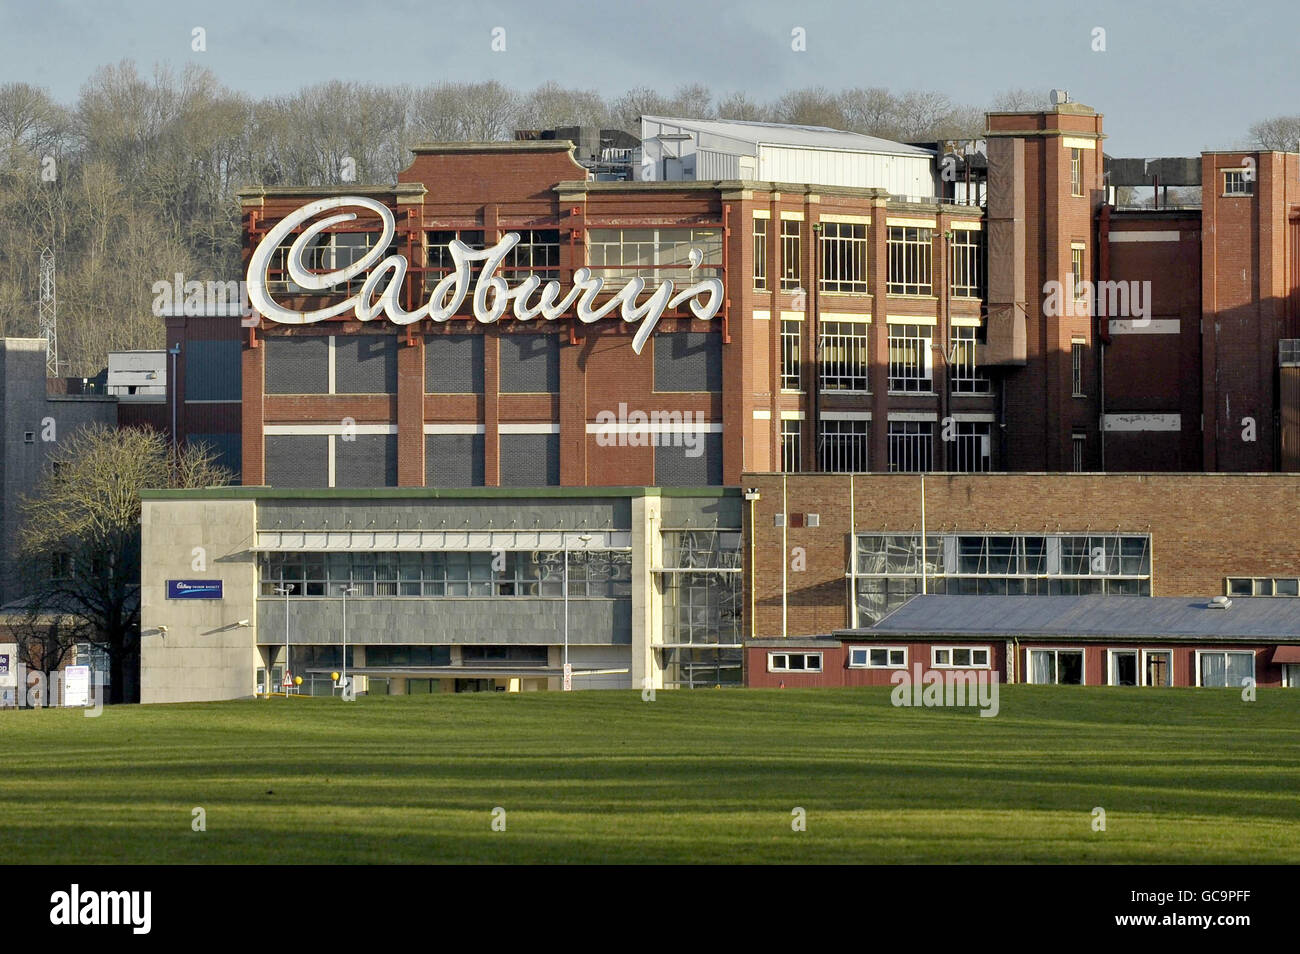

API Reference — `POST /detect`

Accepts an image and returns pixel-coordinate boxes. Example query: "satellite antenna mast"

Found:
[39,247,58,378]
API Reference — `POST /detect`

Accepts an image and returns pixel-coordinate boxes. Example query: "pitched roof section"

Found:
[836,595,1300,641]
[641,115,935,157]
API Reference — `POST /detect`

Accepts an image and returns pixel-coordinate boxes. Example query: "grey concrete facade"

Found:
[140,487,739,702]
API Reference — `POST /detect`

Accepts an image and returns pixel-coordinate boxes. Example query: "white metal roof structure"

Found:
[639,115,937,195]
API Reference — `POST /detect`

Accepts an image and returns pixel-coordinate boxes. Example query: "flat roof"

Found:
[141,486,740,501]
[835,596,1300,642]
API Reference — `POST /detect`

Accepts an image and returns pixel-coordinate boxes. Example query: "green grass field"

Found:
[2,687,1297,863]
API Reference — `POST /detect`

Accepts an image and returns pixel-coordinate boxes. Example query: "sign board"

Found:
[562,662,573,692]
[64,666,91,707]
[246,196,724,355]
[167,579,224,600]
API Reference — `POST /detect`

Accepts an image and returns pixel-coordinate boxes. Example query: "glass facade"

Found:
[853,532,1153,625]
[659,529,743,688]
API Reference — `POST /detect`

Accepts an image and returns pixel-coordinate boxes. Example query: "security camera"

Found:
[157,625,168,636]
[237,619,251,627]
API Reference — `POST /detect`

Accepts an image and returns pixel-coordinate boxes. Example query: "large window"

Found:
[1227,577,1300,597]
[852,532,1153,625]
[1071,245,1087,302]
[949,229,985,299]
[1197,651,1255,688]
[1070,148,1083,197]
[849,646,907,669]
[753,217,769,290]
[952,421,991,472]
[781,419,801,473]
[260,550,631,599]
[819,320,870,392]
[501,229,560,281]
[888,420,933,472]
[660,529,743,689]
[780,220,802,291]
[949,326,989,393]
[932,646,991,669]
[587,228,722,286]
[1072,339,1086,396]
[819,222,869,293]
[426,229,486,282]
[818,419,869,473]
[888,323,932,392]
[1028,649,1085,685]
[270,230,387,294]
[887,226,933,295]
[781,319,802,390]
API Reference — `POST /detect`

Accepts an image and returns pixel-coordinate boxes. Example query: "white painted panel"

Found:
[1102,413,1181,432]
[569,646,633,690]
[757,144,933,194]
[696,148,741,180]
[1108,319,1180,335]
[1108,231,1181,243]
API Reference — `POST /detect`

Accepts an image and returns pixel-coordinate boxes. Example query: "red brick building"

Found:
[160,100,1300,484]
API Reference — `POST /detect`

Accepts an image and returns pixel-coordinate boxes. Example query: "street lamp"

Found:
[273,583,294,692]
[562,534,593,691]
[338,584,358,694]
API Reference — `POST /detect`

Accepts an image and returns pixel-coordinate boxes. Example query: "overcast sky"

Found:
[2,0,1296,156]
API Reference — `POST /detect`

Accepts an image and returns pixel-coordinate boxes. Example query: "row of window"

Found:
[769,647,1277,689]
[753,220,986,298]
[779,321,991,394]
[259,550,633,598]
[780,419,992,473]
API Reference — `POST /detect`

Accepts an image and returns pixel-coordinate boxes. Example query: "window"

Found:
[949,229,985,299]
[819,222,869,293]
[1284,664,1300,688]
[888,420,933,472]
[50,552,72,580]
[1197,651,1255,688]
[753,218,769,290]
[818,420,869,473]
[23,432,35,444]
[1144,650,1172,687]
[1070,148,1083,197]
[1071,339,1085,396]
[780,220,802,291]
[952,421,991,472]
[932,646,991,669]
[850,646,907,669]
[1072,429,1085,472]
[426,229,485,284]
[949,326,989,394]
[1108,649,1139,686]
[780,319,802,390]
[1071,246,1087,302]
[768,652,823,673]
[888,323,932,392]
[587,228,723,287]
[1223,170,1254,196]
[501,229,559,281]
[271,230,387,293]
[887,227,933,295]
[660,529,743,689]
[1027,649,1085,685]
[1226,577,1300,596]
[259,550,631,599]
[819,320,870,392]
[780,419,801,473]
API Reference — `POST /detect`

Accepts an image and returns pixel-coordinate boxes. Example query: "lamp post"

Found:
[274,583,294,692]
[339,584,358,693]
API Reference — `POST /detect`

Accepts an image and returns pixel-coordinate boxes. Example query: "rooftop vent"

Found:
[1049,89,1070,106]
[1208,596,1232,610]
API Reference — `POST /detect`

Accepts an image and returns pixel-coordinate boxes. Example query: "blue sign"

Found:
[167,579,224,600]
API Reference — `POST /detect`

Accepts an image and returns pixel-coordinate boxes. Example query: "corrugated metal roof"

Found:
[837,596,1300,640]
[641,115,934,157]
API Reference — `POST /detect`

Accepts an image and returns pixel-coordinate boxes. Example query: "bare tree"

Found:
[772,86,848,129]
[1249,115,1300,151]
[17,426,233,703]
[715,92,770,123]
[516,82,611,131]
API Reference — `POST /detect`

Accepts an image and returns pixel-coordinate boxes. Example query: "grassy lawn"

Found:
[2,686,1297,864]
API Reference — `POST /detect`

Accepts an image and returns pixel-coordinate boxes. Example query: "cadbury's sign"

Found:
[246,196,724,353]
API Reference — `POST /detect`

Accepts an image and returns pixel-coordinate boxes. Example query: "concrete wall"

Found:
[139,498,259,703]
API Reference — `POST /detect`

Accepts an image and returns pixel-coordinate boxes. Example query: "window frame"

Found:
[768,651,823,673]
[780,318,803,392]
[886,226,934,296]
[753,216,769,290]
[888,323,934,393]
[780,219,803,291]
[1025,647,1086,685]
[849,646,908,669]
[1194,650,1256,688]
[1223,169,1254,197]
[819,221,870,294]
[931,645,992,670]
[1070,147,1083,197]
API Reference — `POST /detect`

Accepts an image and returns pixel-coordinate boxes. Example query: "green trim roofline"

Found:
[140,486,742,501]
